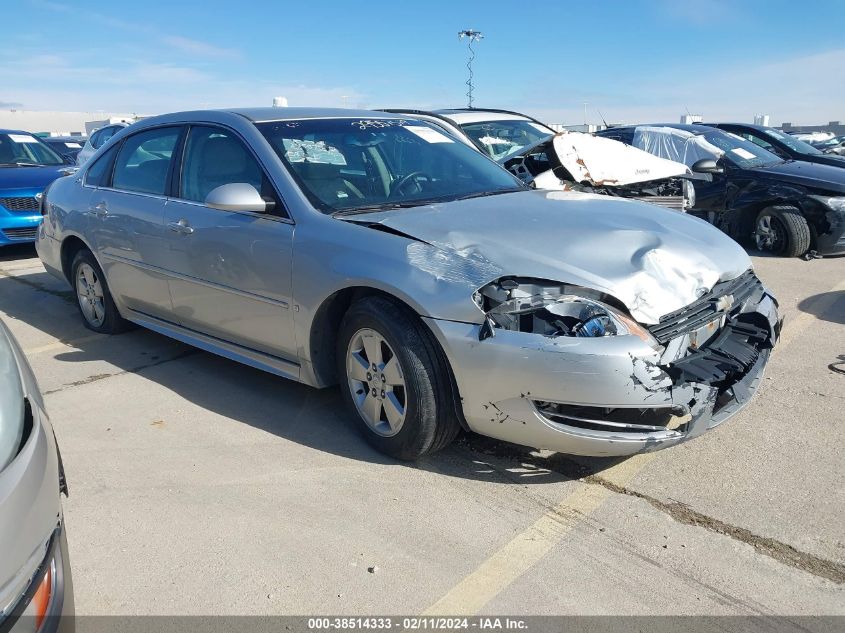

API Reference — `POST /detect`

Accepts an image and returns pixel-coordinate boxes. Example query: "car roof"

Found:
[699,122,770,131]
[607,123,709,135]
[0,129,35,135]
[128,108,415,130]
[231,107,411,123]
[432,108,535,124]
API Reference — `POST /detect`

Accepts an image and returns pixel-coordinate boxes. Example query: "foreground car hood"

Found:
[551,132,690,186]
[362,190,751,324]
[754,160,845,194]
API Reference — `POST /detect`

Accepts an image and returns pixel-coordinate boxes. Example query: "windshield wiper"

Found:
[0,162,44,167]
[454,188,523,201]
[332,199,451,216]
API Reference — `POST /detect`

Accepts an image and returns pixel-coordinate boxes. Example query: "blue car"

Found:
[0,130,75,246]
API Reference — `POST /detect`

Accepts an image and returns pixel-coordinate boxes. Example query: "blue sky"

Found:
[3,0,844,125]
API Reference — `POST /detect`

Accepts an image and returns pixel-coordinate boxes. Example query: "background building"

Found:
[0,109,140,136]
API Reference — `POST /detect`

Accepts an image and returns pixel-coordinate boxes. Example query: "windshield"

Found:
[0,133,64,166]
[762,128,822,155]
[698,130,783,169]
[257,118,525,213]
[459,119,555,161]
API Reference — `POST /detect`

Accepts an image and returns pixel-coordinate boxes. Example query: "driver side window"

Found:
[179,126,284,215]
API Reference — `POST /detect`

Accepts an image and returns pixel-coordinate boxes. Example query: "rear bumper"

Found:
[426,287,779,457]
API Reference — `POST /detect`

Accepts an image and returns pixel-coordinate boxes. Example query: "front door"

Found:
[162,125,297,361]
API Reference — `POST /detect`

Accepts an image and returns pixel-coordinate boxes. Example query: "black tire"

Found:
[70,249,132,334]
[336,295,460,460]
[753,206,811,257]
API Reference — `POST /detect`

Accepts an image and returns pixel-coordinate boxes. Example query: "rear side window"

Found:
[112,127,181,195]
[85,145,119,187]
[93,125,119,149]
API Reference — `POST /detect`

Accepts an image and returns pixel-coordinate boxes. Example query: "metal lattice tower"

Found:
[458,29,484,108]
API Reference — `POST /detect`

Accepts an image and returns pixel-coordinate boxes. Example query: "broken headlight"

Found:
[474,278,657,346]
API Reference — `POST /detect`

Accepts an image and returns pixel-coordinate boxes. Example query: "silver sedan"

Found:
[0,319,73,632]
[36,108,780,460]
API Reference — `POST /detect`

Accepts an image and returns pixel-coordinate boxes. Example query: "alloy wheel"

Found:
[346,328,406,437]
[754,214,785,252]
[75,263,106,327]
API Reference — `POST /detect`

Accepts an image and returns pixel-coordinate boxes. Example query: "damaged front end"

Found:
[455,270,780,455]
[502,132,694,211]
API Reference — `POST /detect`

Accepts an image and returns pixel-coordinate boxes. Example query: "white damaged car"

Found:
[383,107,694,210]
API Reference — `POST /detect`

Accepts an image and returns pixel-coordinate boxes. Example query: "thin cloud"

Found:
[509,48,845,127]
[27,0,242,59]
[162,36,240,59]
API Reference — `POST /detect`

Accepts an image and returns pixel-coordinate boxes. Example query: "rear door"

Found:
[86,125,183,319]
[162,124,296,360]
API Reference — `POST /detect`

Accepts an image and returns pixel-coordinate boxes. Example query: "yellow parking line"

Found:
[23,334,103,356]
[777,277,845,349]
[423,453,655,615]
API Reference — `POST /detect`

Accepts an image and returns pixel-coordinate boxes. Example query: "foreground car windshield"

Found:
[0,132,64,166]
[460,119,554,161]
[699,130,782,169]
[257,118,524,213]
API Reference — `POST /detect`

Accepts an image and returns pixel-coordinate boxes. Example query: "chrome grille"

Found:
[647,270,764,345]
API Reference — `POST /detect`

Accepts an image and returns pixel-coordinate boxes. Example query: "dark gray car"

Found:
[37,108,779,460]
[0,319,73,632]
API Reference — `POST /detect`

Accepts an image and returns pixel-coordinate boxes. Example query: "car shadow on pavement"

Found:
[0,266,632,486]
[0,243,38,262]
[797,290,845,325]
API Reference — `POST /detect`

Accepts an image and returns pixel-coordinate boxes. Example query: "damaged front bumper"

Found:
[424,272,780,457]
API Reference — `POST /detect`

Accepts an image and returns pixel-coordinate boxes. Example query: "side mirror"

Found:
[204,183,267,213]
[691,158,724,174]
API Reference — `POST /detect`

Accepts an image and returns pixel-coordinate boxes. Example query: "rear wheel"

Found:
[753,206,811,257]
[337,296,460,460]
[71,249,131,333]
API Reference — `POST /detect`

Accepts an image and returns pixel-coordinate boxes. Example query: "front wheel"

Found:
[337,296,460,460]
[753,206,811,257]
[71,249,131,333]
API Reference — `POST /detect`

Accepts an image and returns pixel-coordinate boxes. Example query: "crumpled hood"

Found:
[551,132,690,186]
[0,165,71,192]
[754,160,845,194]
[362,190,751,324]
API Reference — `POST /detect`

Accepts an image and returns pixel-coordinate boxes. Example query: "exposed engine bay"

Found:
[501,134,692,211]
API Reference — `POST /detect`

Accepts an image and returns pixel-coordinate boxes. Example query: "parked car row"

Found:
[597,123,845,257]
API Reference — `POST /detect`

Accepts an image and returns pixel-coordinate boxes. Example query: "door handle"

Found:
[168,219,194,235]
[93,202,108,218]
